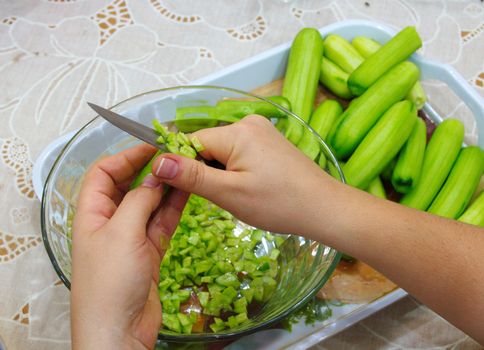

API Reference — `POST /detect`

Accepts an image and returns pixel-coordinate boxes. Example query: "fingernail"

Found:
[155,157,178,179]
[141,174,160,188]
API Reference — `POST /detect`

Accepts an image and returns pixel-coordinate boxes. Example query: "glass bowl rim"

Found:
[40,85,344,342]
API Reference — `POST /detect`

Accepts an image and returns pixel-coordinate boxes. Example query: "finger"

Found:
[108,175,163,241]
[74,144,157,235]
[191,123,238,164]
[147,188,190,257]
[95,144,157,186]
[151,154,237,203]
[193,114,272,163]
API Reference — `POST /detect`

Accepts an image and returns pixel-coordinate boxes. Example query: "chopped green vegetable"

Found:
[281,297,333,331]
[157,194,283,333]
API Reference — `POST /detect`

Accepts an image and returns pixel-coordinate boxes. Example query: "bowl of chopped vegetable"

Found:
[40,85,343,343]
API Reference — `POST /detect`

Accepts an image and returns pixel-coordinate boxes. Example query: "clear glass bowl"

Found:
[41,86,344,344]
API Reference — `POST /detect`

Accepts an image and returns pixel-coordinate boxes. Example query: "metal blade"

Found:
[87,102,164,150]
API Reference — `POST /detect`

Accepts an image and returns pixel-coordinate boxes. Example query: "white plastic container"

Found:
[33,20,484,349]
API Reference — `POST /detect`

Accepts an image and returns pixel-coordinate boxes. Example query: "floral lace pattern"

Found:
[1,138,35,199]
[0,1,482,349]
[0,231,41,263]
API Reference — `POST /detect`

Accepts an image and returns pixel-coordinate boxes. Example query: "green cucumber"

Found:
[406,82,427,109]
[130,150,162,189]
[381,158,397,181]
[216,96,291,120]
[310,99,344,141]
[391,118,427,194]
[366,176,386,199]
[297,99,343,160]
[348,26,422,96]
[175,106,219,132]
[131,121,206,189]
[352,35,426,109]
[428,146,484,218]
[266,96,292,111]
[330,61,420,159]
[351,36,381,58]
[400,119,465,210]
[282,28,324,144]
[323,34,364,73]
[319,57,353,99]
[343,101,417,189]
[458,191,484,227]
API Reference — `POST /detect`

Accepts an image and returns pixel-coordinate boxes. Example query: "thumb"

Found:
[151,154,234,202]
[109,175,163,239]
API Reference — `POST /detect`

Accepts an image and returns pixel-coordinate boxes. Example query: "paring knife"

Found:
[87,102,225,169]
[87,102,168,151]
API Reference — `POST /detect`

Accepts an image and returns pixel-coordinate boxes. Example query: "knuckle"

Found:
[186,161,205,190]
[243,114,269,126]
[124,187,142,202]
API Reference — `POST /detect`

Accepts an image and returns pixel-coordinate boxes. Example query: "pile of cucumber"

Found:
[282,26,483,226]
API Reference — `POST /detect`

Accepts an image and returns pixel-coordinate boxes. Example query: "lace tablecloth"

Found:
[0,1,482,349]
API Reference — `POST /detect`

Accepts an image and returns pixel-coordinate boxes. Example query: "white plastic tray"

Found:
[33,20,484,349]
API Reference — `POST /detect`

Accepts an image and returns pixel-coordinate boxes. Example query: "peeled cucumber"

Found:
[428,146,484,219]
[400,119,465,210]
[282,28,324,145]
[458,191,484,227]
[351,35,426,109]
[366,176,387,199]
[330,61,419,159]
[348,26,422,96]
[302,99,343,165]
[391,118,427,194]
[319,57,353,99]
[323,34,364,73]
[343,101,417,189]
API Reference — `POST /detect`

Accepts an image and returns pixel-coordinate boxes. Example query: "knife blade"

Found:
[87,102,226,170]
[87,102,166,150]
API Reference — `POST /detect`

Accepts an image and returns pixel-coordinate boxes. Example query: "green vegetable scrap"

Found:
[281,297,333,331]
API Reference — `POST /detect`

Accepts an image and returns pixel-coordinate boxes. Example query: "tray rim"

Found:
[32,19,482,348]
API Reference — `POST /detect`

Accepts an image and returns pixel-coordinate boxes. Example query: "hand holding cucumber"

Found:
[145,114,484,344]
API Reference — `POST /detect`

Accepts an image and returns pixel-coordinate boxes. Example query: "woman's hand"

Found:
[150,115,340,236]
[71,144,188,350]
[150,115,484,344]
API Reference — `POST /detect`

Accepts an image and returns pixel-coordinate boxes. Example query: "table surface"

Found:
[0,1,482,349]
